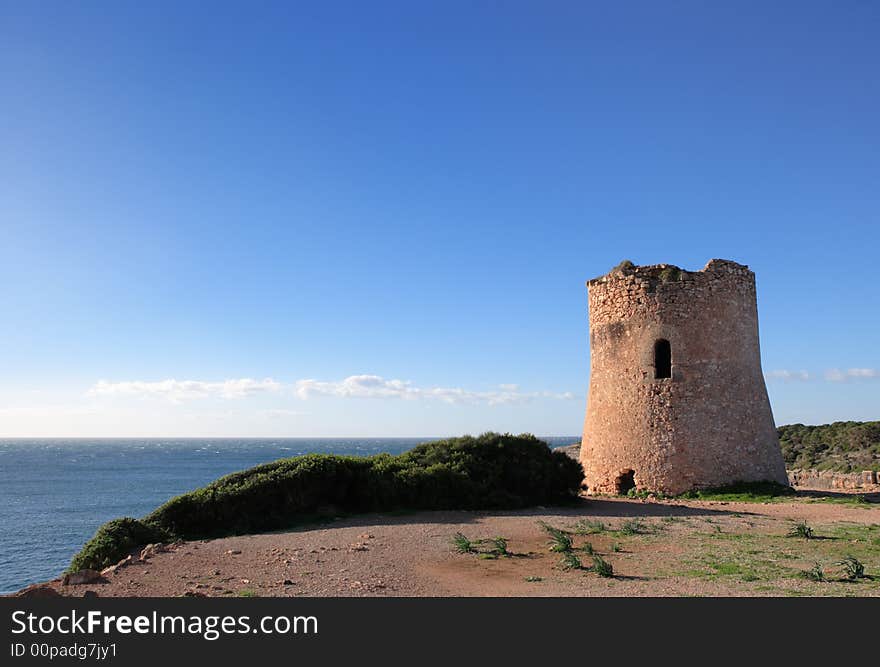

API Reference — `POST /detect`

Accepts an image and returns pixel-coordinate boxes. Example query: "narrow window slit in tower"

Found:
[654,339,671,379]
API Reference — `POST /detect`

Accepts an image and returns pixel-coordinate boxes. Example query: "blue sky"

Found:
[1,1,877,436]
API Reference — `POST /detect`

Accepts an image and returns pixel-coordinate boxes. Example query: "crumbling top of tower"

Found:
[586,258,751,287]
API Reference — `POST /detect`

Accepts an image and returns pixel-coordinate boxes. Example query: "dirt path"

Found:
[21,495,880,597]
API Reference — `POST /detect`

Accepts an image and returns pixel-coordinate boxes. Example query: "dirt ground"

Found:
[25,490,880,597]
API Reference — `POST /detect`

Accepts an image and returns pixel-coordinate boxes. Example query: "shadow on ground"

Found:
[794,489,880,503]
[267,497,751,536]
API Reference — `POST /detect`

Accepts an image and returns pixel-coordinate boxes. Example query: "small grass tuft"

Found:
[611,543,622,553]
[560,552,583,570]
[454,533,515,558]
[620,519,649,535]
[524,576,543,583]
[582,542,594,555]
[490,536,510,557]
[540,521,573,552]
[787,520,814,539]
[592,555,614,578]
[836,555,865,581]
[572,519,605,535]
[452,532,475,553]
[800,562,826,582]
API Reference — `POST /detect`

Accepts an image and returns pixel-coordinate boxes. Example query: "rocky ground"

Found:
[15,489,880,598]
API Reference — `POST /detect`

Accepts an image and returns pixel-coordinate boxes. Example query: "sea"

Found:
[0,437,577,594]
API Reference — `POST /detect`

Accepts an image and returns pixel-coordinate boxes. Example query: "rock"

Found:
[83,590,99,598]
[139,543,166,560]
[15,583,62,598]
[63,570,105,586]
[283,579,294,586]
[225,549,242,555]
[101,555,134,576]
[349,543,369,552]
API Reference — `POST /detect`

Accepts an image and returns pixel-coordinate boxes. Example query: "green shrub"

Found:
[68,518,169,573]
[787,520,814,539]
[70,433,583,571]
[392,433,584,510]
[540,522,573,553]
[490,537,510,557]
[592,555,614,578]
[658,266,681,283]
[619,519,649,535]
[572,519,605,535]
[452,532,474,554]
[800,562,825,582]
[560,552,583,570]
[778,420,880,472]
[836,555,865,581]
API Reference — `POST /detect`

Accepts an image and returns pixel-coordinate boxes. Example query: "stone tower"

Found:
[580,259,788,495]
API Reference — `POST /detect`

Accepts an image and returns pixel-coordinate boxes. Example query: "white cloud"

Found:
[0,405,101,418]
[294,374,574,406]
[825,368,880,382]
[261,409,310,419]
[84,374,574,407]
[767,368,880,383]
[88,378,282,402]
[767,369,811,382]
[295,375,416,400]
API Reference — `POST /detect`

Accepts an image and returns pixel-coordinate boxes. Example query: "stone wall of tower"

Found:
[580,259,788,495]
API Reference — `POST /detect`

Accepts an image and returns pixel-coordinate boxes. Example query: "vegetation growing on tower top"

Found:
[611,259,635,273]
[658,266,682,282]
